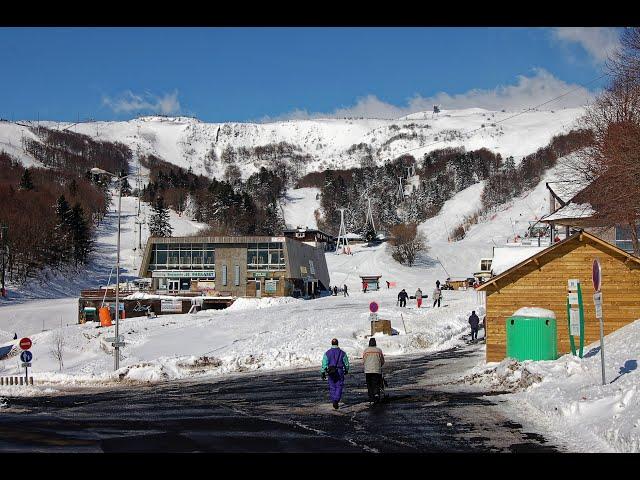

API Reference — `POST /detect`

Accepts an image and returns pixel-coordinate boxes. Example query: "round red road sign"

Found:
[369,302,379,313]
[592,259,601,292]
[19,338,32,350]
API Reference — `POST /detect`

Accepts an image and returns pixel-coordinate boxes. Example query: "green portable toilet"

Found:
[506,307,558,361]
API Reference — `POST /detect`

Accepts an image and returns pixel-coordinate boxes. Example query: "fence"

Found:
[0,376,34,386]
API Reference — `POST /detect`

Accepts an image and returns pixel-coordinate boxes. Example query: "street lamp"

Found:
[91,167,146,371]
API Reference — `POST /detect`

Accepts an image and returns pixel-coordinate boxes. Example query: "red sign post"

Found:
[19,337,32,350]
[592,259,602,292]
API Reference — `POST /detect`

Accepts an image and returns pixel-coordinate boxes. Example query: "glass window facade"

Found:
[149,243,215,271]
[247,242,286,271]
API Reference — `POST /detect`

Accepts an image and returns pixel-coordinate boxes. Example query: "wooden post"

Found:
[19,377,23,385]
[30,377,33,385]
[10,377,13,385]
[0,377,3,385]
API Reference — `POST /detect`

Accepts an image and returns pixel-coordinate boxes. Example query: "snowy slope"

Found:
[281,187,321,229]
[0,192,207,334]
[0,108,584,179]
[0,241,483,391]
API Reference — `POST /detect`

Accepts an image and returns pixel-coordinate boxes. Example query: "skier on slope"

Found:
[433,287,442,307]
[321,338,350,410]
[397,289,408,307]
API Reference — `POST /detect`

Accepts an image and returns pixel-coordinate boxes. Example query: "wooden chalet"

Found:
[476,231,640,362]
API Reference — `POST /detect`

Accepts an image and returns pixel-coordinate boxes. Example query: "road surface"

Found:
[0,343,558,452]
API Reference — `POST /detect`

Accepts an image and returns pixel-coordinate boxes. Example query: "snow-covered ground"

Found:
[461,319,640,452]
[0,241,483,394]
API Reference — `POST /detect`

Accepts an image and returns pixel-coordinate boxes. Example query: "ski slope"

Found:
[0,193,207,334]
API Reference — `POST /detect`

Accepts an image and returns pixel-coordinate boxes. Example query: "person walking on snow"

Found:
[436,279,440,290]
[333,286,338,296]
[398,289,408,307]
[363,282,368,293]
[468,310,480,342]
[386,280,390,289]
[343,284,349,297]
[415,288,423,308]
[363,337,385,403]
[432,287,441,307]
[321,338,350,409]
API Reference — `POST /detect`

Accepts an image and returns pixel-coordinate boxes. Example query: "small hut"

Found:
[360,275,382,292]
[476,231,640,362]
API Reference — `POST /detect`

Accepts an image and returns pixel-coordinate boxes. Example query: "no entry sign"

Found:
[592,259,602,292]
[369,301,379,313]
[19,338,32,350]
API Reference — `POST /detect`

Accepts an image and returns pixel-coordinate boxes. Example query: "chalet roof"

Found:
[491,246,547,275]
[546,181,586,205]
[476,231,640,291]
[541,202,595,222]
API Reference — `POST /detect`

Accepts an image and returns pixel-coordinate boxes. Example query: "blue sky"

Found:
[0,27,621,122]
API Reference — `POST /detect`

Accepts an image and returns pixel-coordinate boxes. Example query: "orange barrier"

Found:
[99,307,112,327]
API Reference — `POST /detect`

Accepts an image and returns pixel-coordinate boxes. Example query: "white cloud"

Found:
[552,27,621,64]
[102,90,181,115]
[264,69,595,122]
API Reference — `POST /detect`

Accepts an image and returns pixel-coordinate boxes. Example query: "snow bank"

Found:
[462,318,640,452]
[512,307,556,319]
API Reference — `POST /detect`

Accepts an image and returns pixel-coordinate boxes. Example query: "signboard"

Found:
[270,237,285,242]
[19,338,32,350]
[161,299,182,313]
[369,312,378,322]
[568,292,579,305]
[593,292,603,319]
[20,350,32,363]
[265,280,277,293]
[369,301,379,313]
[21,363,31,368]
[105,336,124,343]
[152,271,215,278]
[112,342,126,348]
[300,266,308,275]
[253,272,267,278]
[568,279,580,290]
[592,259,602,292]
[569,308,581,336]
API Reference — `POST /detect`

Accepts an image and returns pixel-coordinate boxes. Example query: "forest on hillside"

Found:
[295,129,593,238]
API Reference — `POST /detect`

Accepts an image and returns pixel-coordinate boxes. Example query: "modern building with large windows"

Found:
[139,235,330,298]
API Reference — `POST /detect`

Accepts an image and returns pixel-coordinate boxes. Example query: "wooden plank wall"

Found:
[486,238,640,362]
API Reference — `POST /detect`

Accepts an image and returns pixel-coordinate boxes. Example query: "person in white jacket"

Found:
[362,337,385,403]
[433,287,442,307]
[415,288,423,308]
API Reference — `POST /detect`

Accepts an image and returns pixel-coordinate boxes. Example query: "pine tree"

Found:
[50,195,72,265]
[149,196,173,237]
[69,203,92,266]
[19,168,34,191]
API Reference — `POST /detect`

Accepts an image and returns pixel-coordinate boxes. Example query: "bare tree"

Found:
[570,30,640,255]
[390,223,427,266]
[50,330,65,371]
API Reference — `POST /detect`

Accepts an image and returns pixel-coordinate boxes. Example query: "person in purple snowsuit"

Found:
[321,338,350,409]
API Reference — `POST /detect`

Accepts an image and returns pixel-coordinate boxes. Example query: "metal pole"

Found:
[115,179,122,371]
[25,365,28,386]
[599,316,606,385]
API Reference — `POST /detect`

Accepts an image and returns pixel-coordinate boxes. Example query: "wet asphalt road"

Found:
[0,344,559,453]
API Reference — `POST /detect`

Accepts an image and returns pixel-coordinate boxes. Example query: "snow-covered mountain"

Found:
[0,107,584,179]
